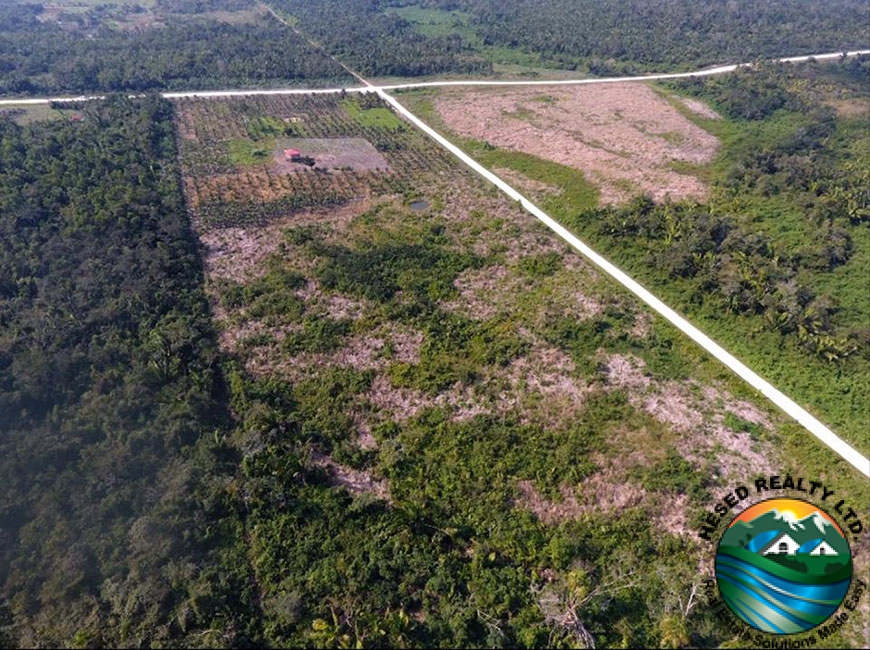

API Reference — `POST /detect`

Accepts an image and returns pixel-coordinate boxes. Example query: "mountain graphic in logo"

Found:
[715,497,852,634]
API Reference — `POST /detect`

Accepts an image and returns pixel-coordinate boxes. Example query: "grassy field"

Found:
[341,97,406,129]
[0,103,82,124]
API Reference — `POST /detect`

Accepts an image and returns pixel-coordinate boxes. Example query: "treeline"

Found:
[271,0,492,77]
[156,0,256,12]
[0,97,252,646]
[675,56,870,121]
[394,0,869,72]
[0,5,353,95]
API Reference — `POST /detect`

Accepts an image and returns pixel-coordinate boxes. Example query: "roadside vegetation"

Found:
[588,58,870,454]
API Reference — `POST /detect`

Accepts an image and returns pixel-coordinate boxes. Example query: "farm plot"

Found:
[174,92,455,228]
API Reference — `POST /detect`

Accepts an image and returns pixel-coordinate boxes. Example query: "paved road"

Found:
[1,50,868,106]
[379,50,870,90]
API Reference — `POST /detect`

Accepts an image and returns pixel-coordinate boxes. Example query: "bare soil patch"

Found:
[199,201,369,283]
[598,352,778,482]
[435,83,719,204]
[516,447,693,537]
[677,97,722,120]
[310,451,391,502]
[517,470,685,531]
[507,345,592,404]
[241,323,424,382]
[442,264,522,320]
[274,138,389,172]
[824,98,869,118]
[365,375,494,424]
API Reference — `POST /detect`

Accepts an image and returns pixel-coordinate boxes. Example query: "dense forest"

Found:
[388,0,870,74]
[2,0,867,93]
[0,96,253,646]
[267,0,869,78]
[270,0,492,78]
[0,2,353,95]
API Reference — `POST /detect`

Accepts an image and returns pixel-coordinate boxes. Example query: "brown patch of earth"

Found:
[441,264,525,320]
[434,83,719,204]
[677,97,722,120]
[365,375,493,424]
[310,451,391,502]
[597,351,778,482]
[355,420,379,451]
[217,318,299,355]
[516,460,688,537]
[274,138,389,172]
[241,323,424,382]
[362,338,593,430]
[294,280,371,321]
[507,344,592,403]
[700,385,772,429]
[199,201,369,282]
[824,98,869,118]
[629,312,653,339]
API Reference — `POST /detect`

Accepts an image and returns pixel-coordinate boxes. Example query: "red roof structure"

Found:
[284,148,301,160]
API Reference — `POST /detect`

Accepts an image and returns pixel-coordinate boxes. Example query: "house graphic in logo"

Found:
[759,531,840,557]
[761,532,800,556]
[715,498,853,634]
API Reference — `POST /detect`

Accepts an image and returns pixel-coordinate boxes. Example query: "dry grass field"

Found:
[433,83,719,204]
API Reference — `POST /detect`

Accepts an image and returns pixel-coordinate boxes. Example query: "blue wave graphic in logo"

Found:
[715,552,851,634]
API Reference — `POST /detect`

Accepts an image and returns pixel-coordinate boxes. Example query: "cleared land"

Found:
[394,64,870,468]
[167,91,870,647]
[196,144,784,519]
[273,137,389,172]
[432,83,718,204]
